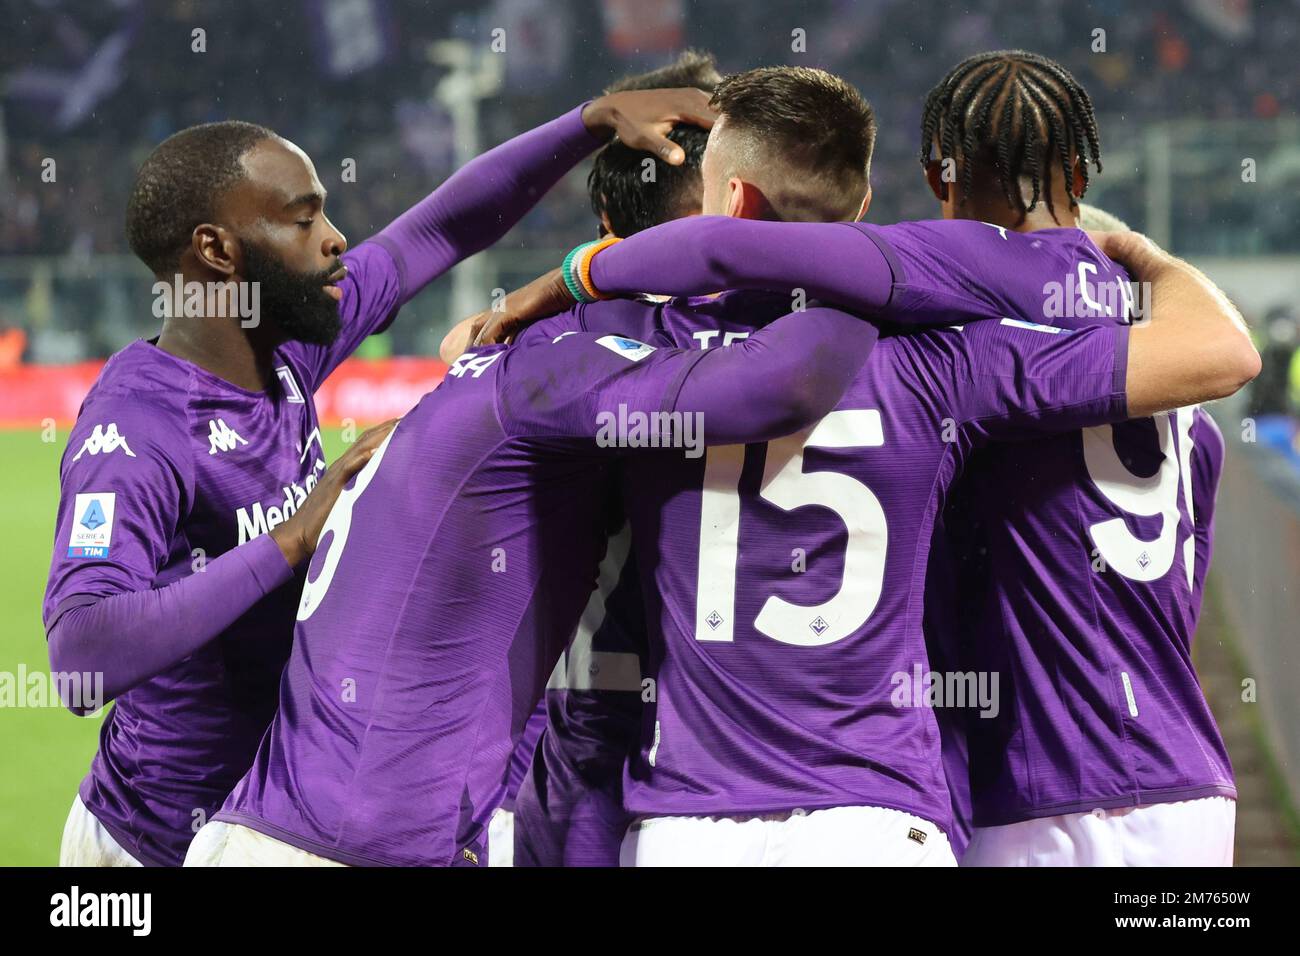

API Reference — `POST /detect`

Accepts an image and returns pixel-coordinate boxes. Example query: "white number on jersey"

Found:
[1082,406,1196,586]
[447,351,502,379]
[696,409,887,647]
[297,427,398,620]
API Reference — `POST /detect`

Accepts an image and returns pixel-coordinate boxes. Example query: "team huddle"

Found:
[44,49,1256,867]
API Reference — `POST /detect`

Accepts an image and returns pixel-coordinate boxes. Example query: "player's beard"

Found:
[241,239,343,346]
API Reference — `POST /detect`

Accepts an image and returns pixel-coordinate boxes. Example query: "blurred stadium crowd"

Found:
[0,0,1297,364]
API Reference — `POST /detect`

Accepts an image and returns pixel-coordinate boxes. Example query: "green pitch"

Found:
[0,427,351,866]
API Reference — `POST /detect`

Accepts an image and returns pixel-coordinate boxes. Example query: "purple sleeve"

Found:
[43,399,191,628]
[512,307,589,348]
[42,399,294,710]
[515,298,663,348]
[586,217,1076,327]
[497,306,878,447]
[933,319,1131,442]
[587,216,896,311]
[1189,408,1225,616]
[292,105,603,391]
[369,104,601,303]
[47,535,293,712]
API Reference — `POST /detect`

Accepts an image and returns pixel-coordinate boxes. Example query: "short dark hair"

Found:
[602,48,721,97]
[587,50,720,236]
[709,66,875,222]
[919,50,1102,217]
[126,120,276,275]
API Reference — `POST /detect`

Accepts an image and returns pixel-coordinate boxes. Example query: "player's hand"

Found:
[270,419,398,567]
[471,268,575,347]
[439,316,476,364]
[1086,229,1171,280]
[582,87,716,165]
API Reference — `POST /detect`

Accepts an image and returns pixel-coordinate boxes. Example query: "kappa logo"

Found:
[207,418,249,456]
[72,423,136,462]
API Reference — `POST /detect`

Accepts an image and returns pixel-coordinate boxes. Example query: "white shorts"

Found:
[488,808,515,867]
[184,820,346,867]
[60,794,143,867]
[620,804,957,867]
[962,796,1236,866]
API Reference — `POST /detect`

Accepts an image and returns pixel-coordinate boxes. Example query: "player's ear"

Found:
[729,179,772,220]
[925,161,947,204]
[854,184,873,222]
[724,176,746,218]
[1072,156,1087,201]
[192,224,238,278]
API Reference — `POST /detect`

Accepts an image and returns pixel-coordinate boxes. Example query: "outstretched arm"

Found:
[672,306,875,444]
[466,217,1017,348]
[584,216,896,308]
[498,305,878,449]
[372,90,715,306]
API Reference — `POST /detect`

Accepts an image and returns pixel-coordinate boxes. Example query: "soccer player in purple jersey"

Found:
[912,53,1239,864]
[190,302,884,867]
[487,52,722,867]
[42,87,713,867]
[479,64,1256,865]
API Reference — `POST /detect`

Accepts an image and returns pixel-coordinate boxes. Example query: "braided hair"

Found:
[920,50,1101,218]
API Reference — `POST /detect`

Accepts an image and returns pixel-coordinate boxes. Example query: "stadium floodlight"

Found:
[428,40,506,324]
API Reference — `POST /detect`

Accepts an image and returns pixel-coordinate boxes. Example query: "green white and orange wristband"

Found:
[561,236,621,303]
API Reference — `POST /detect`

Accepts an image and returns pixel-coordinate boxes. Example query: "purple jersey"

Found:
[42,104,618,865]
[504,509,642,814]
[529,290,1129,830]
[42,241,401,866]
[217,307,876,866]
[513,522,646,866]
[1188,409,1224,623]
[962,395,1234,826]
[581,216,1235,826]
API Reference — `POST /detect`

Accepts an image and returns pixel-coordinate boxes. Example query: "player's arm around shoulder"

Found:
[491,332,697,448]
[43,394,396,712]
[496,303,877,450]
[925,315,1130,443]
[1092,230,1260,418]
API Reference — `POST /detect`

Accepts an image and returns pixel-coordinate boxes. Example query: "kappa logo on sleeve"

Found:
[67,493,115,559]
[595,335,657,362]
[71,423,136,462]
